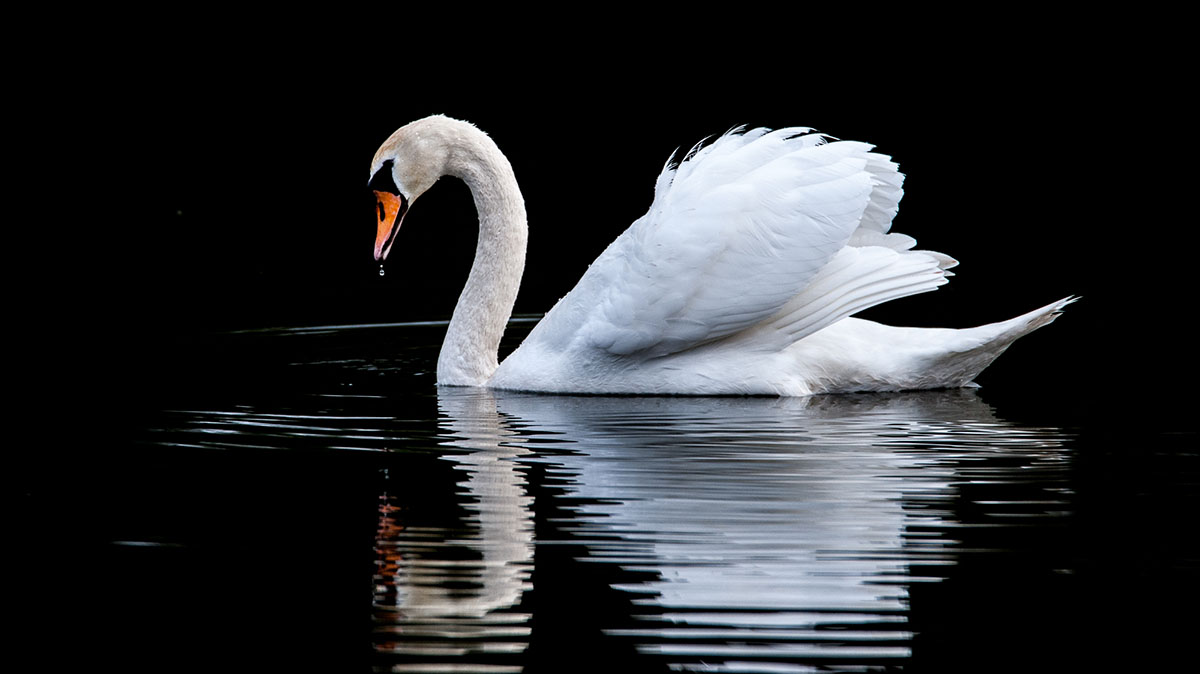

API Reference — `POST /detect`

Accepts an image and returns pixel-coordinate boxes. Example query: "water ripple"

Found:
[123,324,1092,672]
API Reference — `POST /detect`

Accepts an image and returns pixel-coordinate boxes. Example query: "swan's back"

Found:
[491,126,964,394]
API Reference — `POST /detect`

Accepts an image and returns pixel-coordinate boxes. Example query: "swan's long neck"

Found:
[436,127,527,386]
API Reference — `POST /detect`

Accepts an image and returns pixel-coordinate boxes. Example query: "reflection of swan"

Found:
[432,388,534,619]
[372,389,534,659]
[422,387,1073,664]
[370,115,1074,394]
[485,388,1071,609]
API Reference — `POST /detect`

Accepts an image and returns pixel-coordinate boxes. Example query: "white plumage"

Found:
[369,116,1074,395]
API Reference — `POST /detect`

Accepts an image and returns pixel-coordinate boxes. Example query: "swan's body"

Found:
[370,115,1073,395]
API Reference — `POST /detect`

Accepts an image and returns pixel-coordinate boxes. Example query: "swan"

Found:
[369,115,1074,396]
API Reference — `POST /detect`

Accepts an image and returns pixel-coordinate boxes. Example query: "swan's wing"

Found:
[530,127,945,359]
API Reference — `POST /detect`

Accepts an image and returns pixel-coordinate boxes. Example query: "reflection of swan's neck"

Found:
[438,128,528,386]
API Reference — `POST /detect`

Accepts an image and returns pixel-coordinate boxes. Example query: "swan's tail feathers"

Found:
[922,295,1080,388]
[979,295,1080,343]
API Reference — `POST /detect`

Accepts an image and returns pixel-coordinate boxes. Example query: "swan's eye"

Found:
[369,159,400,194]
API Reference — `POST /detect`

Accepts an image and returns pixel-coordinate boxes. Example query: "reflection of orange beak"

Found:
[374,191,406,261]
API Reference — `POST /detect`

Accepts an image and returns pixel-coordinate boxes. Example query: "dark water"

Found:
[17,322,1198,672]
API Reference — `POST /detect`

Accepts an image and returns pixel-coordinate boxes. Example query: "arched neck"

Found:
[436,127,528,386]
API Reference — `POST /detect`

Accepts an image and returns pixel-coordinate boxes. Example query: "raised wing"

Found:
[525,126,943,360]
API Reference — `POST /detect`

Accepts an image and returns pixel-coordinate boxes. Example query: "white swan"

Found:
[369,115,1074,395]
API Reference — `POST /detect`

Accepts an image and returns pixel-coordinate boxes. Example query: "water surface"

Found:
[21,322,1197,672]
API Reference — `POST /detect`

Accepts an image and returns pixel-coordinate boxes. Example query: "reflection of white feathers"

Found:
[415,388,1073,657]
[371,116,1074,394]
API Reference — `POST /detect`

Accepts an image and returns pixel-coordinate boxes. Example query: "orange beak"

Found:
[374,190,407,262]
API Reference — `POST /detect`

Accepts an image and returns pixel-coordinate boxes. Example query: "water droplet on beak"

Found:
[379,265,386,277]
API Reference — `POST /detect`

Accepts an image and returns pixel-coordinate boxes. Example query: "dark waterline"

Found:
[17,322,1198,673]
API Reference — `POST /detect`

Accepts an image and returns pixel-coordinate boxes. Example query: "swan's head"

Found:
[368,116,461,262]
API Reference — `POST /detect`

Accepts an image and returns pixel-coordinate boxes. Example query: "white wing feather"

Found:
[511,126,953,365]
